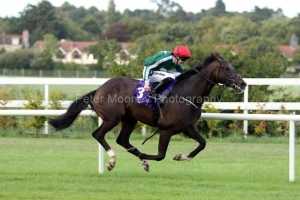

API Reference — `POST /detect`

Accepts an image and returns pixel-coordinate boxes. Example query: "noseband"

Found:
[194,59,244,93]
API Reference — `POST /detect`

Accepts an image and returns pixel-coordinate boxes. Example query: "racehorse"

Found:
[49,52,247,172]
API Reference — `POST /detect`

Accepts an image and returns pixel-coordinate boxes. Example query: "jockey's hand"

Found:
[144,85,151,92]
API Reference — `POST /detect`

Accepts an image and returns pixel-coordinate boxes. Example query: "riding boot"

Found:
[149,77,174,101]
[152,81,165,94]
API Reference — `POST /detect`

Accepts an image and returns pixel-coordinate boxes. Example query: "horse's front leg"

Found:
[126,147,150,172]
[117,120,172,171]
[139,130,172,161]
[124,130,172,171]
[173,126,206,161]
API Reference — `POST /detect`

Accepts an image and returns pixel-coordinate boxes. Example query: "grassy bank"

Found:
[0,137,299,200]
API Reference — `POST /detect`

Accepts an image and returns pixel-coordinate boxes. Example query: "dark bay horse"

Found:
[49,53,247,172]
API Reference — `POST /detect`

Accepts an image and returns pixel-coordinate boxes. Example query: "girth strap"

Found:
[152,98,160,125]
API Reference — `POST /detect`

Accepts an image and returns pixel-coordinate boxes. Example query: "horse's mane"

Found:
[176,52,222,81]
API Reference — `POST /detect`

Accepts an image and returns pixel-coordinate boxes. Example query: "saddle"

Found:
[132,81,176,125]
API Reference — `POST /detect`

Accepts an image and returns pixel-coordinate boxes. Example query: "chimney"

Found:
[22,29,30,48]
[290,33,298,48]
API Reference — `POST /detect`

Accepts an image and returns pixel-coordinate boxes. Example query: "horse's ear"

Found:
[209,52,217,59]
[212,52,222,61]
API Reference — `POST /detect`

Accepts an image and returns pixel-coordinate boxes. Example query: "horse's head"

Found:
[200,53,247,94]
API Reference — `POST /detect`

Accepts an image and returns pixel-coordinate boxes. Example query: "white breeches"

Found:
[149,69,180,83]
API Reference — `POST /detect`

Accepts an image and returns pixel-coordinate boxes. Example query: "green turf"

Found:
[0,137,299,200]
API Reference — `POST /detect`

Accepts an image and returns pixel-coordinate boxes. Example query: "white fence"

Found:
[2,78,300,113]
[1,77,300,134]
[0,77,299,181]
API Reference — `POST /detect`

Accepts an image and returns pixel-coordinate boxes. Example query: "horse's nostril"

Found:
[241,82,247,87]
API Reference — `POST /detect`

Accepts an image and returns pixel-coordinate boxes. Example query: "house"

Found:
[114,42,136,65]
[278,33,300,73]
[279,33,298,59]
[35,39,134,65]
[55,40,98,65]
[34,39,98,65]
[0,30,30,52]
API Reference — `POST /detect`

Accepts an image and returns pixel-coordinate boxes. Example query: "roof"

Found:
[34,40,134,56]
[59,41,97,53]
[278,45,298,58]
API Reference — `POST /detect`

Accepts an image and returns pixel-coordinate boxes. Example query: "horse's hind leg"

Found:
[92,120,120,171]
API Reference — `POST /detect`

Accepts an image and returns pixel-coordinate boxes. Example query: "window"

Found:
[12,38,19,45]
[72,51,81,59]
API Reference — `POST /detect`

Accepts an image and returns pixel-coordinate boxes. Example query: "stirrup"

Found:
[148,91,161,100]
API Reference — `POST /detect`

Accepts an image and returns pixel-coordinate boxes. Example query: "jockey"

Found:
[142,45,191,100]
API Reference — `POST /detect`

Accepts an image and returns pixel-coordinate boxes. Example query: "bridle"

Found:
[194,59,244,94]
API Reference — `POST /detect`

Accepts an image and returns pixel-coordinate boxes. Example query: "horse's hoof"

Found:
[142,160,150,172]
[107,161,115,171]
[173,154,182,161]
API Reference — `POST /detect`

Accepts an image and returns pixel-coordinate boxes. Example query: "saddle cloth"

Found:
[132,81,176,109]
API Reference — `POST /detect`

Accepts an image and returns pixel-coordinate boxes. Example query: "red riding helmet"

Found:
[173,46,191,58]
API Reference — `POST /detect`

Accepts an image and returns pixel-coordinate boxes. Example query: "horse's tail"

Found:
[49,90,97,131]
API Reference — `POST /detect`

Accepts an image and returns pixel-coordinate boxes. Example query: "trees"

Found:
[121,18,155,41]
[193,15,257,44]
[219,16,257,43]
[31,34,59,70]
[101,22,129,42]
[69,6,88,23]
[150,0,182,16]
[260,18,294,44]
[64,22,89,41]
[0,49,34,69]
[87,39,121,69]
[213,0,226,16]
[106,0,120,25]
[20,1,62,44]
[156,22,193,43]
[4,17,23,34]
[81,17,101,35]
[0,0,296,80]
[0,18,9,33]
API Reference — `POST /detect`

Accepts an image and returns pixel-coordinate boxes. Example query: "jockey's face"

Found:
[175,56,188,65]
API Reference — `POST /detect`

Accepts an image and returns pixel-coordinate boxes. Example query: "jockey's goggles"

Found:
[180,57,189,61]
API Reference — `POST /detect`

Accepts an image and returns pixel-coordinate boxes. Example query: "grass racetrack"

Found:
[0,136,299,200]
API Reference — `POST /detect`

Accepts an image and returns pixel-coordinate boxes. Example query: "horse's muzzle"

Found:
[232,80,247,94]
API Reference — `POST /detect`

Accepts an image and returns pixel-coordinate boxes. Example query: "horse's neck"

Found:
[189,73,216,98]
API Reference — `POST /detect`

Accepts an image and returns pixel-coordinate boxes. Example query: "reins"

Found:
[194,59,241,90]
[194,68,224,87]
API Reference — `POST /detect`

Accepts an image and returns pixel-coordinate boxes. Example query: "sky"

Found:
[0,0,299,18]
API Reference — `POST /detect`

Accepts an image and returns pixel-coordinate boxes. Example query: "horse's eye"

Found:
[225,67,230,71]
